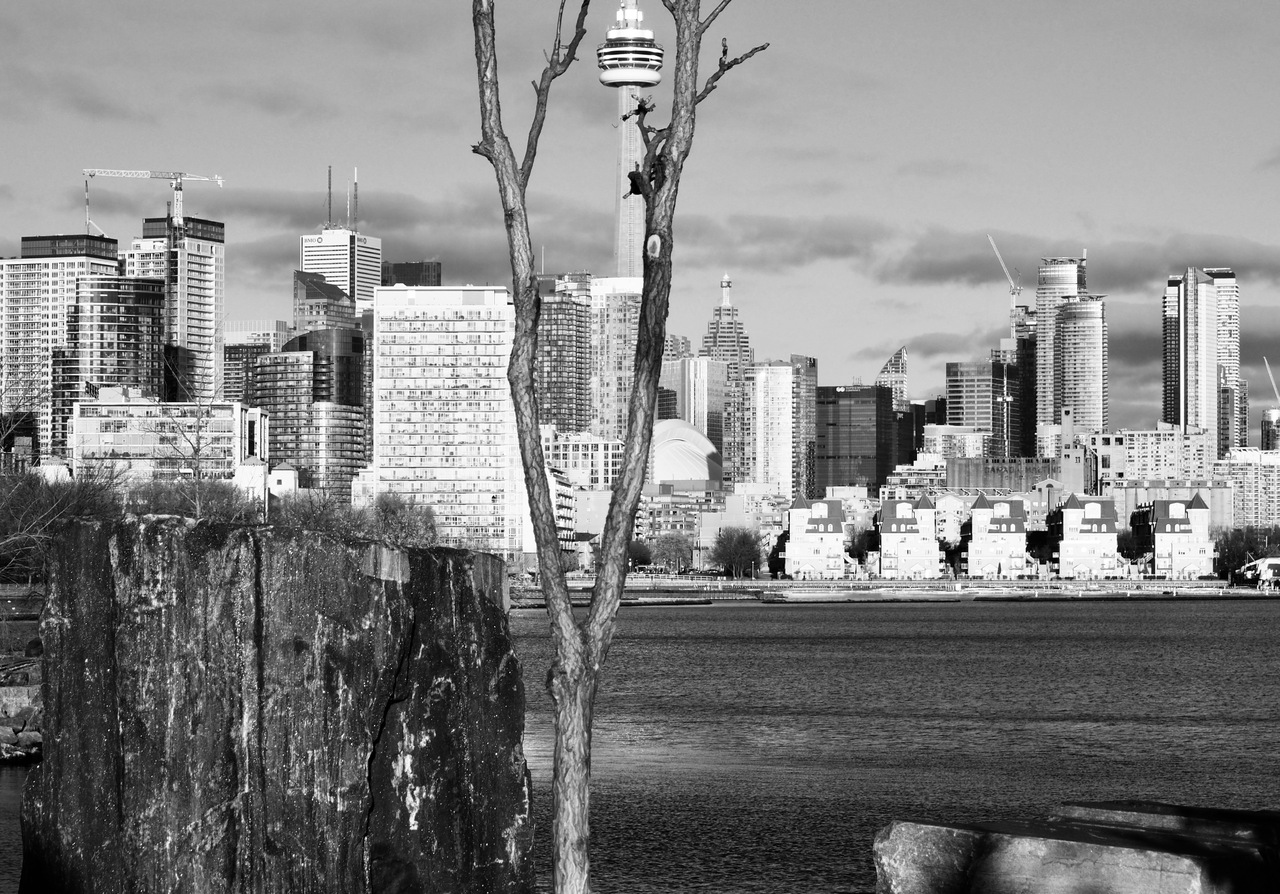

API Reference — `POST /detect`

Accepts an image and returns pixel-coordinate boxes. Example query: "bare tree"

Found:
[470,3,766,891]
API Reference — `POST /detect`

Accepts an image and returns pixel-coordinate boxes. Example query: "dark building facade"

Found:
[815,384,897,492]
[50,276,165,456]
[251,328,365,498]
[381,260,442,287]
[534,273,593,433]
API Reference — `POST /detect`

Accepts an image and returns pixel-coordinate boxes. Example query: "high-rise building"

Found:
[589,276,642,440]
[743,355,816,501]
[50,277,166,455]
[353,285,523,556]
[535,273,593,433]
[1035,254,1087,439]
[1053,295,1107,436]
[815,384,896,492]
[223,320,291,404]
[659,356,728,453]
[1162,267,1245,458]
[121,216,226,401]
[299,226,382,313]
[945,359,1019,458]
[664,333,693,360]
[699,275,754,486]
[1,234,120,456]
[1262,408,1280,451]
[598,0,664,277]
[251,328,365,499]
[293,270,356,334]
[381,260,442,288]
[875,346,909,412]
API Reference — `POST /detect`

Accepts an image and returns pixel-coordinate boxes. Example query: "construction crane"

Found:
[986,234,1022,300]
[1265,357,1280,409]
[83,169,224,228]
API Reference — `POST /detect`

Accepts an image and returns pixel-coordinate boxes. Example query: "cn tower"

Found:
[598,0,663,278]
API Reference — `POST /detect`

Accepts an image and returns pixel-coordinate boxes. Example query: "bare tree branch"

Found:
[695,37,769,105]
[519,0,593,188]
[699,0,734,34]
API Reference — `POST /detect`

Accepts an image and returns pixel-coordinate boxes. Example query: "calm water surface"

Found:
[510,599,1280,893]
[1,599,1275,892]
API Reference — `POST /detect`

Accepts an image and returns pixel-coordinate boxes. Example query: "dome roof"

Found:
[651,419,722,484]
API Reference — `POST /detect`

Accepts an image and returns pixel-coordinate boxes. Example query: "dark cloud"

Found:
[1258,147,1280,170]
[677,212,893,270]
[894,159,985,179]
[0,65,152,123]
[208,84,338,121]
[874,227,1280,295]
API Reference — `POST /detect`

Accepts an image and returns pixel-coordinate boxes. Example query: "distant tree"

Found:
[767,531,788,578]
[271,491,370,539]
[650,532,691,572]
[370,492,437,549]
[126,479,260,525]
[0,469,122,583]
[1116,527,1144,564]
[847,527,876,562]
[710,526,761,578]
[1215,525,1280,580]
[628,540,653,569]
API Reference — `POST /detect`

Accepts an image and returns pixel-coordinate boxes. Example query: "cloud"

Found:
[1258,147,1280,170]
[894,159,984,179]
[209,84,338,121]
[0,65,152,122]
[873,227,1280,294]
[676,212,893,271]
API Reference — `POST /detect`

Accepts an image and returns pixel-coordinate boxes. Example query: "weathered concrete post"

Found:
[22,516,534,894]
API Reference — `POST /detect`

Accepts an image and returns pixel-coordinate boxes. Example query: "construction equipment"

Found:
[1265,357,1280,408]
[986,234,1022,299]
[83,169,224,228]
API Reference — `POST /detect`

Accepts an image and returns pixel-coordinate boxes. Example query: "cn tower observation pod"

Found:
[598,0,664,88]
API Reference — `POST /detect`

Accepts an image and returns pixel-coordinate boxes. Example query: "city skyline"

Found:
[3,2,1280,439]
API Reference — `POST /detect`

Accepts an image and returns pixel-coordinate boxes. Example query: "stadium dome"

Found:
[651,419,722,485]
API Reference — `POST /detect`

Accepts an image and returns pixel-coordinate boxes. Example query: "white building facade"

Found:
[355,285,524,556]
[299,226,382,313]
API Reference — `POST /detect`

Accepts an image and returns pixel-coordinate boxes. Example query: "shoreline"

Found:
[510,580,1275,609]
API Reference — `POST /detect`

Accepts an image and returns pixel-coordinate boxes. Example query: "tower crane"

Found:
[987,235,1022,300]
[82,169,224,228]
[1265,356,1280,409]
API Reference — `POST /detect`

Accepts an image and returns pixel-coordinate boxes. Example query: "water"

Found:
[0,767,26,890]
[1,599,1275,892]
[510,599,1280,893]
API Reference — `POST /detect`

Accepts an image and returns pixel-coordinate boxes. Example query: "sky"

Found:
[3,1,1280,441]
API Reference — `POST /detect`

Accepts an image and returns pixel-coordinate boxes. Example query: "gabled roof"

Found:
[1188,493,1209,510]
[1061,493,1084,509]
[790,495,813,510]
[916,494,935,509]
[970,493,992,510]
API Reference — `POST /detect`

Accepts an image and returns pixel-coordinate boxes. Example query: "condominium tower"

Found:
[1035,254,1087,434]
[121,216,226,401]
[1162,267,1245,458]
[0,234,122,455]
[354,285,523,556]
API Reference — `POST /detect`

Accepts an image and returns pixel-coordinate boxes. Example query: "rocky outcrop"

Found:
[875,801,1280,894]
[21,516,533,894]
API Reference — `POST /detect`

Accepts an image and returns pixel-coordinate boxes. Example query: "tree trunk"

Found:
[549,664,596,894]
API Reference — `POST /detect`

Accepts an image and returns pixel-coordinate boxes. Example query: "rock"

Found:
[9,705,34,730]
[22,517,533,894]
[0,728,16,746]
[24,638,41,658]
[15,731,40,748]
[21,708,40,733]
[875,806,1280,894]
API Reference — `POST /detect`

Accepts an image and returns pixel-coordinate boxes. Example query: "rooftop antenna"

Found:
[353,167,359,234]
[327,165,333,228]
